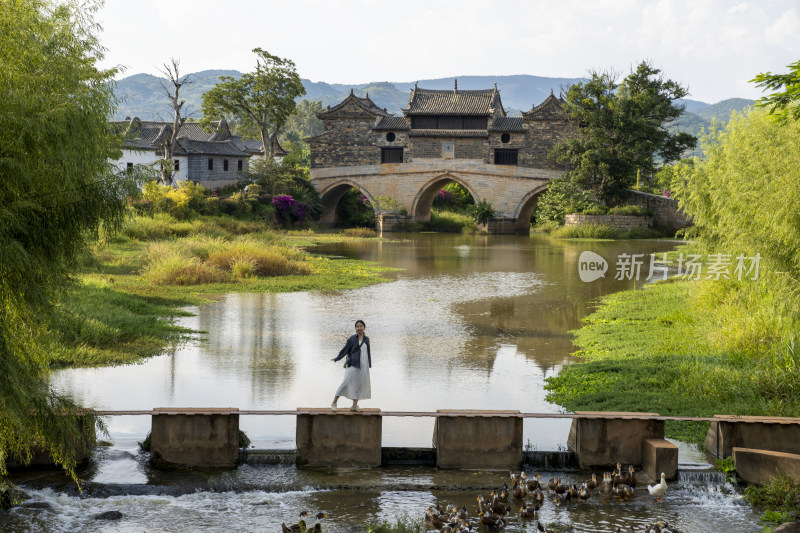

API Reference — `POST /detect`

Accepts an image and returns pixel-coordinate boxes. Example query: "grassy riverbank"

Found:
[48,213,396,369]
[545,276,800,443]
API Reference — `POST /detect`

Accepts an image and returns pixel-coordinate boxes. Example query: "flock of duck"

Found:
[423,466,674,532]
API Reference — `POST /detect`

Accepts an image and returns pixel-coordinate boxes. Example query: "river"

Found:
[2,233,762,532]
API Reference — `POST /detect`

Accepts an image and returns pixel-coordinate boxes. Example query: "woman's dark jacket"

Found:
[333,334,371,368]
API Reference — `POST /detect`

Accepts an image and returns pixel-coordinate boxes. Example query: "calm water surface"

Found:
[3,234,762,532]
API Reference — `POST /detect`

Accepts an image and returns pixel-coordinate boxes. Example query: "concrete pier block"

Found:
[705,416,800,458]
[642,438,678,482]
[733,447,800,484]
[567,411,664,469]
[296,408,382,467]
[377,214,412,232]
[150,408,239,468]
[432,410,522,470]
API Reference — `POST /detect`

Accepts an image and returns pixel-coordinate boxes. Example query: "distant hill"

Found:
[113,70,585,120]
[112,70,754,151]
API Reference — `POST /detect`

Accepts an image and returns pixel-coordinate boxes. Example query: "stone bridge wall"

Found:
[311,160,562,223]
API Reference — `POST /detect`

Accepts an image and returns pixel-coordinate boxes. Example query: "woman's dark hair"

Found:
[355,319,366,328]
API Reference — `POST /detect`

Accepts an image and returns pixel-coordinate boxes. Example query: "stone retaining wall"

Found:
[626,190,691,229]
[564,213,653,230]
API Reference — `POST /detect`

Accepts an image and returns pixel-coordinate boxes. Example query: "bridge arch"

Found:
[410,173,480,222]
[512,184,549,232]
[317,179,378,226]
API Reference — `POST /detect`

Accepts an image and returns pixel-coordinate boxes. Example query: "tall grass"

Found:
[545,278,800,443]
[423,210,477,233]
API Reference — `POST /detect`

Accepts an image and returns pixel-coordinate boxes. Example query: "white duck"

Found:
[647,472,668,501]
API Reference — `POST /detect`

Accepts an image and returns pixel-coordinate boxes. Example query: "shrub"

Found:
[141,180,207,219]
[433,182,474,209]
[581,206,608,215]
[342,227,377,238]
[745,474,800,511]
[608,205,652,216]
[230,258,257,279]
[470,199,495,225]
[142,252,229,285]
[552,223,620,239]
[122,213,194,240]
[535,177,597,223]
[272,195,309,224]
[424,210,477,233]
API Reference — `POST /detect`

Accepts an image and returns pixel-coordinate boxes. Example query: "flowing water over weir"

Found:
[4,234,765,531]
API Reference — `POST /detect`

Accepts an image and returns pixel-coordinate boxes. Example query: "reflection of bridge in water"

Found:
[63,409,800,486]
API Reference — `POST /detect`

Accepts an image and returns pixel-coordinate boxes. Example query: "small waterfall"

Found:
[523,450,579,469]
[677,469,728,484]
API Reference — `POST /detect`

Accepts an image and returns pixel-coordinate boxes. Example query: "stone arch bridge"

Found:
[310,161,563,234]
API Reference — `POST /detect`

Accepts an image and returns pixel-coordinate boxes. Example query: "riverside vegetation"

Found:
[51,205,395,370]
[544,104,800,520]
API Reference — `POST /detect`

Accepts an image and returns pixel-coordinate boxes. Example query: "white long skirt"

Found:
[335,360,371,400]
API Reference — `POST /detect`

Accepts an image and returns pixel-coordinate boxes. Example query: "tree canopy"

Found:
[551,61,696,203]
[0,0,138,479]
[201,48,305,159]
[751,59,800,124]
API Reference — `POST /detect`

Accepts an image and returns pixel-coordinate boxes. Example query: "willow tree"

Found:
[200,48,305,159]
[0,0,138,479]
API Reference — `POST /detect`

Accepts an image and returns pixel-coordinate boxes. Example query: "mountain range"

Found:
[113,70,753,139]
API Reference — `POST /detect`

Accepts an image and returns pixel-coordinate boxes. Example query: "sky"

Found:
[97,0,800,104]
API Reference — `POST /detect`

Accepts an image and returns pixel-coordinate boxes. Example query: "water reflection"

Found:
[52,234,680,451]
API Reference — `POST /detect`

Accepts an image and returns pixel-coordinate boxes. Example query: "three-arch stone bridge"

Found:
[311,160,563,234]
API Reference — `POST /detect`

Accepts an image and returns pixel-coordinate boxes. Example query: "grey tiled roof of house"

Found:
[404,87,502,116]
[373,116,410,131]
[177,138,249,157]
[488,117,524,132]
[407,129,489,138]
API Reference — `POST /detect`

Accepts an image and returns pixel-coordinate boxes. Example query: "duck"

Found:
[647,472,668,502]
[308,524,322,533]
[553,480,567,495]
[511,480,528,500]
[585,473,598,491]
[479,511,506,530]
[612,463,623,487]
[489,495,511,516]
[578,484,591,502]
[497,484,510,501]
[425,507,447,530]
[627,466,637,489]
[553,491,571,506]
[599,472,613,500]
[281,520,306,533]
[614,483,633,502]
[567,484,579,500]
[526,473,542,492]
[519,503,538,518]
[547,476,559,492]
[531,488,545,506]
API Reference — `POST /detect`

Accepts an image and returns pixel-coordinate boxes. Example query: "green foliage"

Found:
[423,210,477,233]
[336,188,376,228]
[243,157,321,220]
[0,0,141,480]
[432,182,474,210]
[140,180,207,219]
[545,278,800,443]
[534,178,598,223]
[606,205,652,216]
[372,196,406,215]
[745,474,800,512]
[550,224,619,240]
[761,510,792,525]
[551,61,696,203]
[279,99,325,144]
[201,48,305,159]
[751,59,800,124]
[341,227,377,238]
[470,199,496,225]
[716,456,739,483]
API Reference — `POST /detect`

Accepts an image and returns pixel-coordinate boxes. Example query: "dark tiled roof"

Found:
[317,92,389,118]
[404,87,502,116]
[489,117,524,132]
[177,138,249,157]
[408,129,488,138]
[523,93,568,121]
[373,116,409,131]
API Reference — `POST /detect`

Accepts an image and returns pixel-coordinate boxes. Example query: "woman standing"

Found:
[331,320,371,412]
